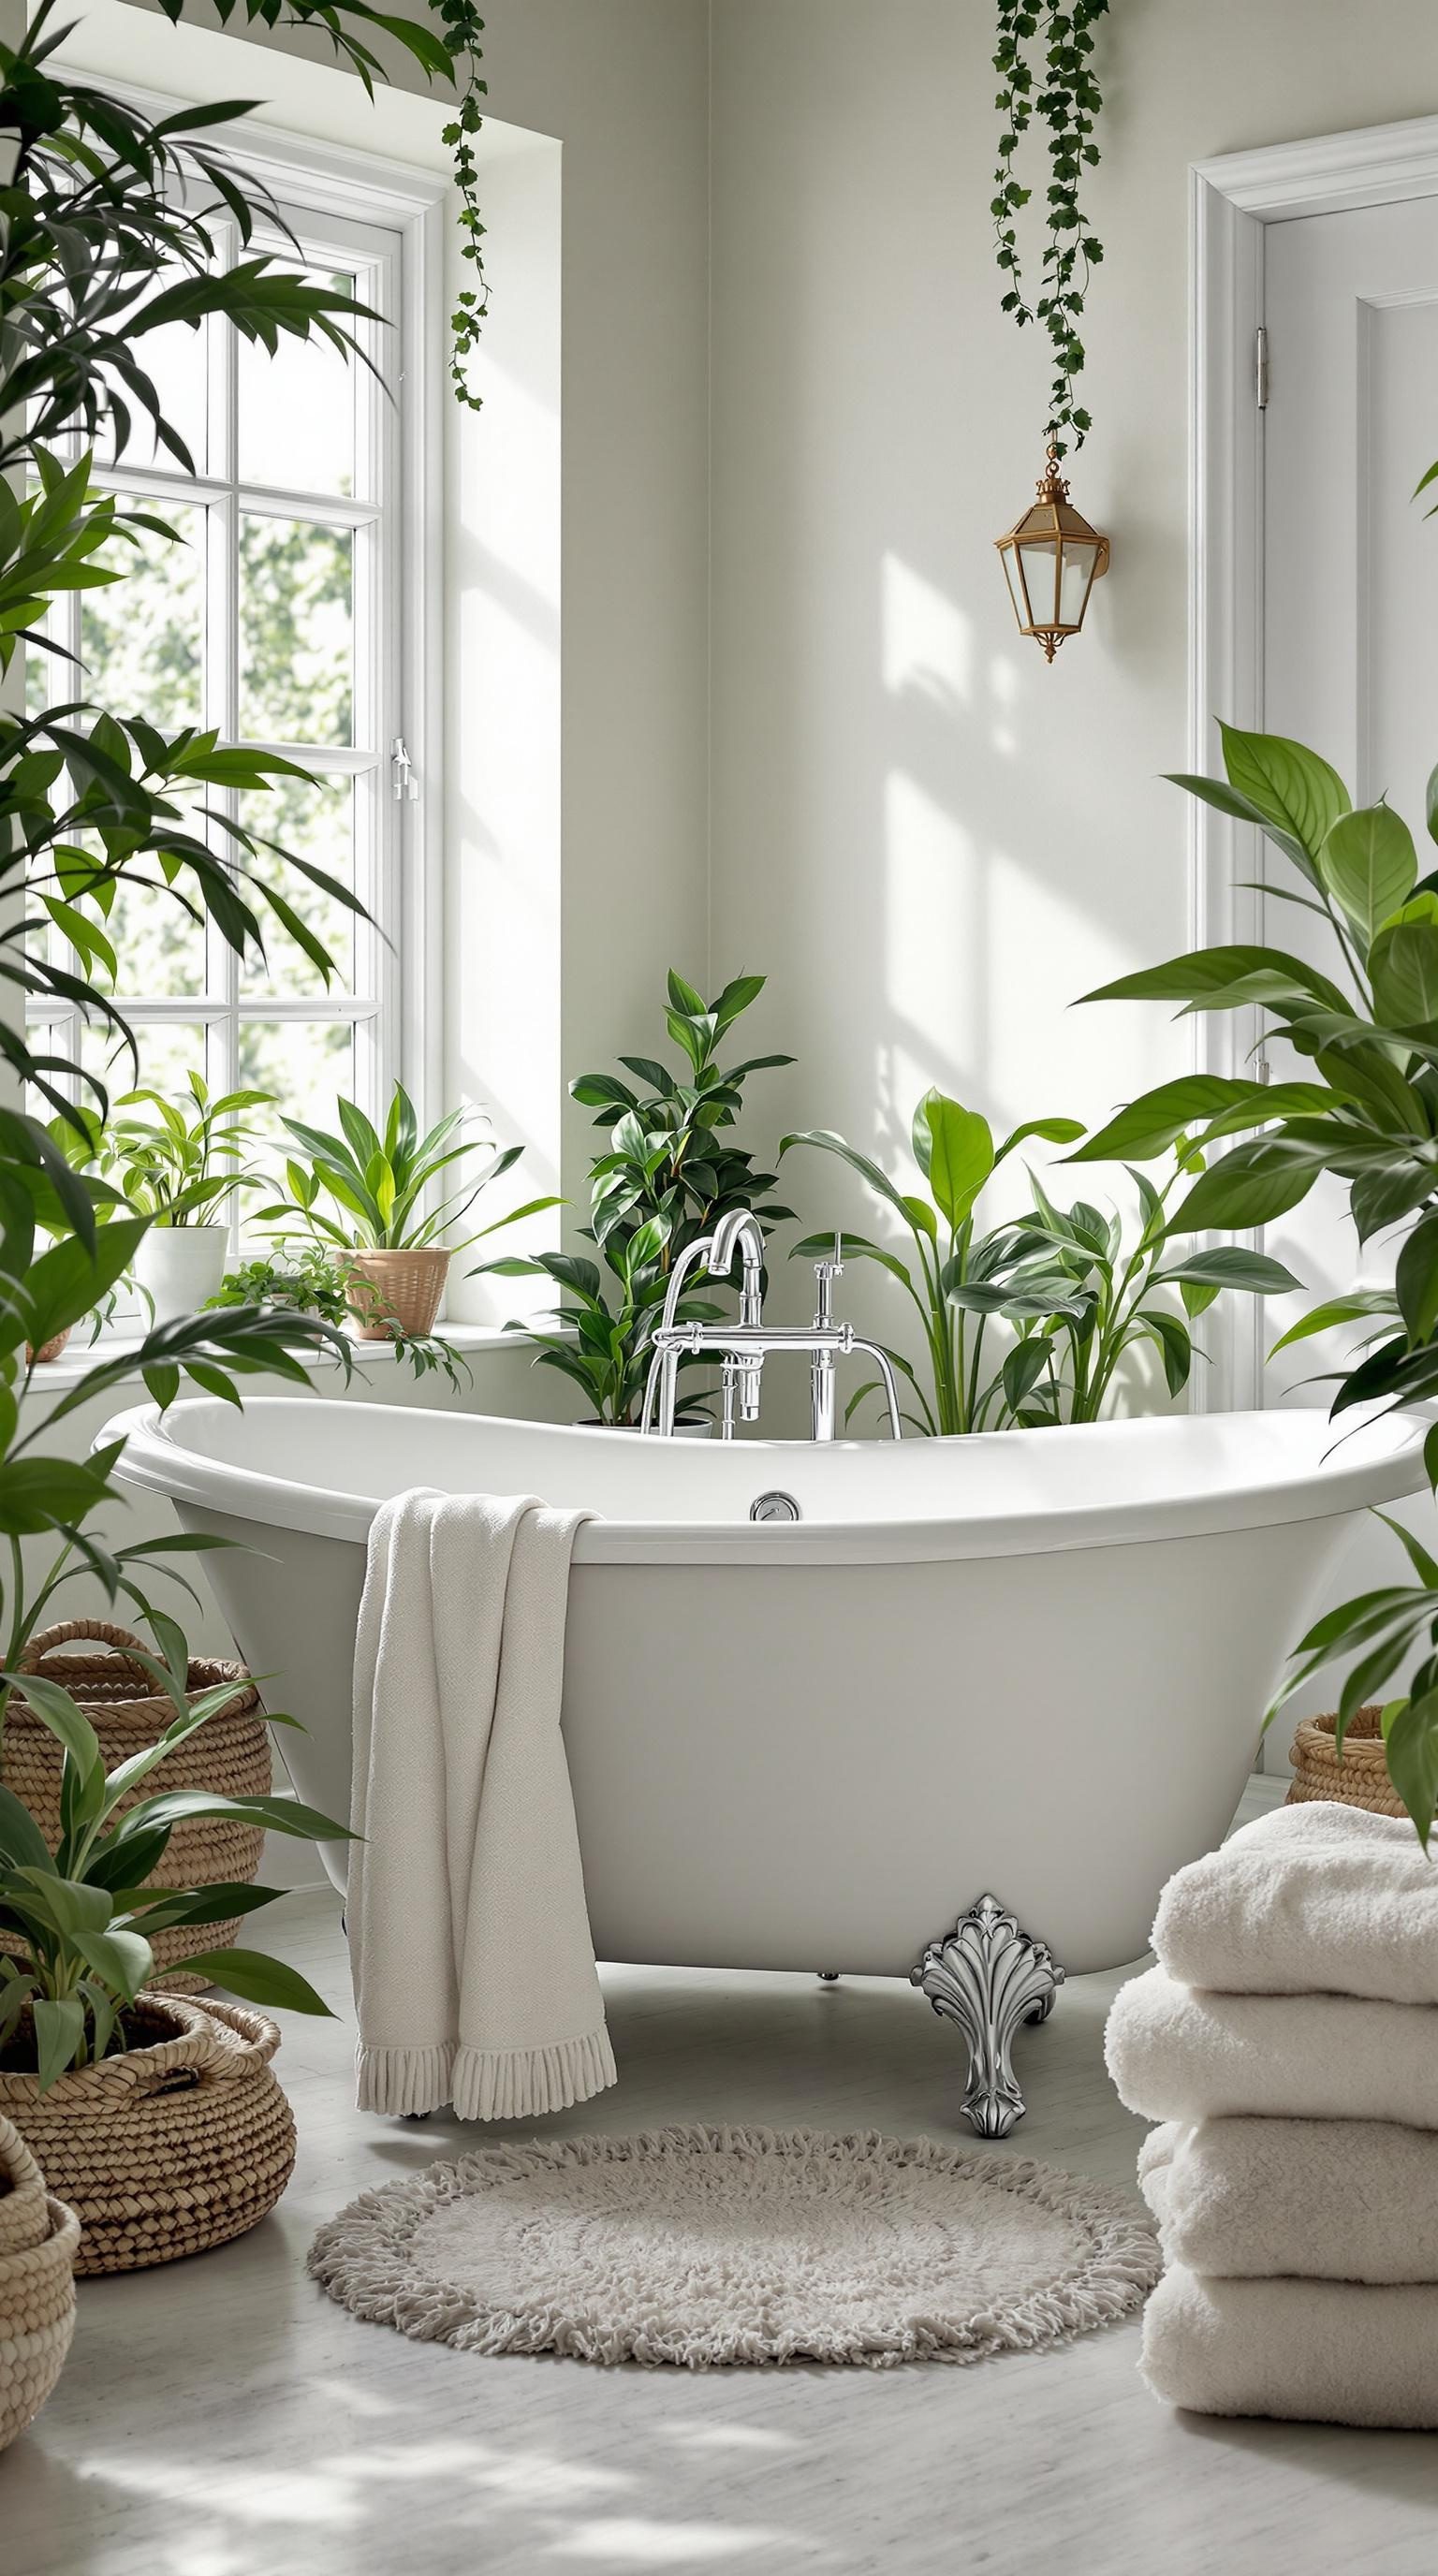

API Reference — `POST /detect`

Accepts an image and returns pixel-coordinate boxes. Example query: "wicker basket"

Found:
[0,2113,79,2450]
[342,1246,450,1339]
[1286,1704,1406,1818]
[2,1620,271,1991]
[0,1995,295,2276]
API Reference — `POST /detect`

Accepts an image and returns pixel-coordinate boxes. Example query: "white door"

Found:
[1260,196,1438,1403]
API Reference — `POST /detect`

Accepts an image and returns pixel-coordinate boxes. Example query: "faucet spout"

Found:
[706,1210,766,1420]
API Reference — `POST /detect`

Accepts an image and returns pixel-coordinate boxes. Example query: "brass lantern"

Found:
[996,444,1110,662]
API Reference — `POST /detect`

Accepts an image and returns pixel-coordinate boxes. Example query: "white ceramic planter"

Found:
[133,1224,229,1325]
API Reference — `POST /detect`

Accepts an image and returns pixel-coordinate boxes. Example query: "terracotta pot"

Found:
[0,1995,296,2276]
[24,1327,72,1365]
[0,2114,78,2452]
[341,1246,451,1340]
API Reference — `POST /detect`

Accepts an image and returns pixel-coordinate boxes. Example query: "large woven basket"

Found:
[0,1995,295,2276]
[2,1620,271,1992]
[0,2113,79,2450]
[1286,1704,1406,1818]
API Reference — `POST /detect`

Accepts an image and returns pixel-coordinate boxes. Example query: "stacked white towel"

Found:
[1105,1801,1438,2429]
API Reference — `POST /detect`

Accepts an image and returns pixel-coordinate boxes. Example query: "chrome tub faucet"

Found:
[640,1223,901,1442]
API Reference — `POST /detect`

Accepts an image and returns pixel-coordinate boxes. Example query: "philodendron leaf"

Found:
[1167,1138,1322,1234]
[1382,1691,1438,1849]
[176,1948,337,2015]
[33,1996,85,2092]
[913,1092,994,1230]
[1218,722,1352,867]
[1371,899,1438,1029]
[1154,1248,1301,1295]
[1319,804,1416,952]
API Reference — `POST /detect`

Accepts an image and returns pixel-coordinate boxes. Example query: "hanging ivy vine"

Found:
[991,0,1108,454]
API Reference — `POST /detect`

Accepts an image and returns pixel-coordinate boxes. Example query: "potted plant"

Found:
[208,1249,472,1391]
[0,1642,349,2271]
[257,1084,556,1340]
[482,970,794,1425]
[108,1074,271,1322]
[1075,720,1438,1837]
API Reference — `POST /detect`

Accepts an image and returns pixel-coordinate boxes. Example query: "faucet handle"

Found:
[813,1232,844,1326]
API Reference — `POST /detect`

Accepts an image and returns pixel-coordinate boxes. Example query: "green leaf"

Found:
[1383,1691,1438,1848]
[71,1926,152,2003]
[1371,900,1438,1028]
[1068,1077,1329,1164]
[7,1673,103,1791]
[1269,1292,1396,1357]
[1396,1211,1438,1347]
[1079,944,1349,1017]
[1319,804,1416,951]
[32,1997,85,2093]
[1167,1139,1322,1234]
[1218,722,1351,865]
[1154,1247,1301,1295]
[913,1093,994,1228]
[176,1948,337,2015]
[779,1130,913,1222]
[995,1115,1085,1163]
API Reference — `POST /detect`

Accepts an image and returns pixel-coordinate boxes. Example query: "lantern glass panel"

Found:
[1000,546,1028,626]
[1057,538,1100,630]
[1017,537,1061,629]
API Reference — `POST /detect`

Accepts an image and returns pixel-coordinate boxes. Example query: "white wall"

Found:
[708,0,1438,1330]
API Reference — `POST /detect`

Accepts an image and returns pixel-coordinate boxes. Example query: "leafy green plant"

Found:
[208,1250,472,1393]
[998,1155,1299,1422]
[782,1094,1089,1433]
[0,1632,348,2086]
[259,1085,554,1256]
[1077,719,1438,1837]
[107,1073,270,1228]
[992,0,1109,452]
[486,972,792,1427]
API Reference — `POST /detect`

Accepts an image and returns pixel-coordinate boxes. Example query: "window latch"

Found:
[391,735,419,803]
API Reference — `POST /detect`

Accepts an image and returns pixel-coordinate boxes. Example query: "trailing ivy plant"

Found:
[1076,722,1438,1839]
[992,0,1108,452]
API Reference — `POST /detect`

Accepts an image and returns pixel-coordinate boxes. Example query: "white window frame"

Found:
[39,79,448,1223]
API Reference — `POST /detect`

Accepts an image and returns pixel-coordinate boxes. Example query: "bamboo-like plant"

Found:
[261,1087,554,1256]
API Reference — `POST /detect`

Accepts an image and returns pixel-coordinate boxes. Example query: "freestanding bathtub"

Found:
[104,1398,1427,2131]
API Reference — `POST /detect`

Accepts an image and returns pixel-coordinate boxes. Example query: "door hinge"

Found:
[391,735,419,803]
[1255,324,1269,412]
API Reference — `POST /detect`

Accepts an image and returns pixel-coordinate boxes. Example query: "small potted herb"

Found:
[108,1074,271,1322]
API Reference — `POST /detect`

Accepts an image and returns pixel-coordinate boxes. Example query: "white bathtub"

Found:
[105,1398,1426,1985]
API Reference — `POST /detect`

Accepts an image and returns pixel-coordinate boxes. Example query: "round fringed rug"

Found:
[309,2124,1159,2370]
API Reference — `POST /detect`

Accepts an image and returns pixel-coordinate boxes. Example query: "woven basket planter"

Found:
[342,1246,450,1339]
[1287,1704,1405,1819]
[2,1620,270,1991]
[0,2114,78,2451]
[0,1996,295,2277]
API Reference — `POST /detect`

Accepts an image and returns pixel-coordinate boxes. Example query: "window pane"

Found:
[239,517,352,745]
[97,297,210,479]
[238,270,358,498]
[238,1019,357,1195]
[81,1019,212,1124]
[97,866,209,1002]
[81,499,205,732]
[240,777,357,997]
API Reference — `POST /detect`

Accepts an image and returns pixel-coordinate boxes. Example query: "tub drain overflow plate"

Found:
[750,1489,801,1523]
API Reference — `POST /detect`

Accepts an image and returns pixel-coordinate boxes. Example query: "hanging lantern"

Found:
[995,445,1110,662]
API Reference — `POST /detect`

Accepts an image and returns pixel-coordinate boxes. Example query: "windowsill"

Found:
[19,1320,539,1399]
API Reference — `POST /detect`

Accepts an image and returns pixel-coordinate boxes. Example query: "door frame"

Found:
[1190,114,1438,1408]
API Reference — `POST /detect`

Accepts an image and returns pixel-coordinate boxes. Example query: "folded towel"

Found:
[1139,2116,1438,2282]
[1106,1965,1438,2130]
[1152,1799,1438,2004]
[347,1487,617,2122]
[1141,2265,1438,2427]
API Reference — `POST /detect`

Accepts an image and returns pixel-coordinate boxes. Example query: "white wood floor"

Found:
[7,1781,1437,2576]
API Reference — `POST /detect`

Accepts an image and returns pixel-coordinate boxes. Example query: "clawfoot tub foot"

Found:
[910,1895,1064,2139]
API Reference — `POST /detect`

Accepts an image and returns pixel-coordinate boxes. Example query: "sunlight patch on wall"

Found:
[883,768,976,1102]
[881,552,974,709]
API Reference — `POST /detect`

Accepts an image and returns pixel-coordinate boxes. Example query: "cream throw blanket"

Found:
[347,1488,617,2121]
[1141,2266,1438,2428]
[1151,1800,1438,2004]
[1139,2117,1438,2282]
[1106,1965,1438,2129]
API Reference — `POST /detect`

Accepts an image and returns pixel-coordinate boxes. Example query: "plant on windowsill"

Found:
[106,1073,271,1323]
[207,1248,472,1393]
[477,971,794,1427]
[256,1083,558,1341]
[1075,719,1438,1839]
[781,1097,1296,1433]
